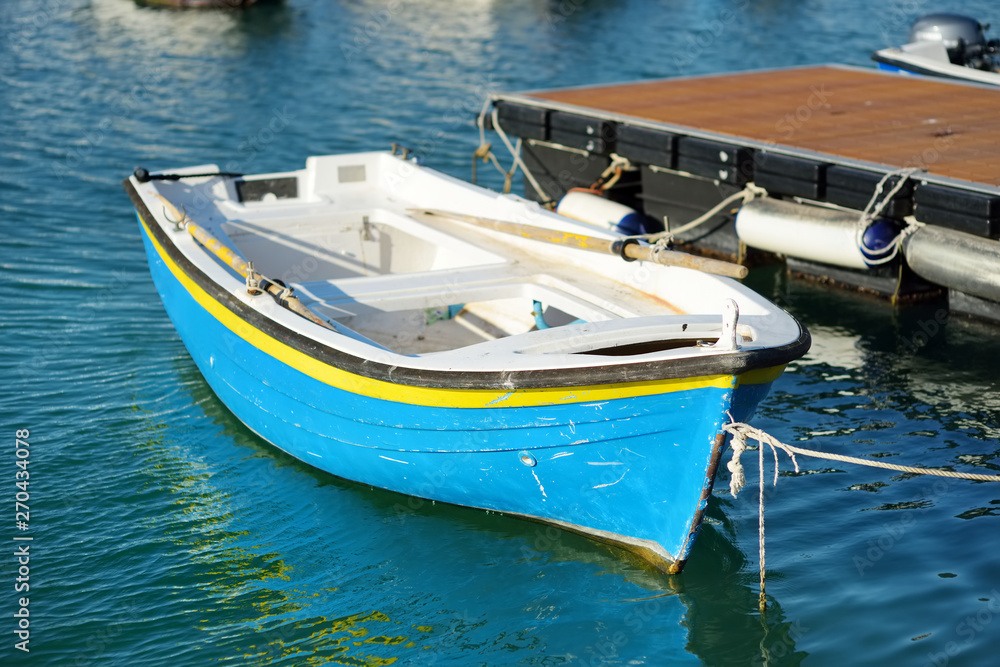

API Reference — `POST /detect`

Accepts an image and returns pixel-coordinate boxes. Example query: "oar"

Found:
[410,208,748,279]
[153,194,335,331]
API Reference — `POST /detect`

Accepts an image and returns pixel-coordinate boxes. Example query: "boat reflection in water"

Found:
[174,356,808,665]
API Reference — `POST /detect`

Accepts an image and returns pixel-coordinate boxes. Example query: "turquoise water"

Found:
[3,0,999,664]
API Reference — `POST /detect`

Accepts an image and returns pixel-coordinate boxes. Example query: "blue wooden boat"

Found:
[124,151,809,572]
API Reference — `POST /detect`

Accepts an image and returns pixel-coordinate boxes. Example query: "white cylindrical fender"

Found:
[903,225,1000,301]
[556,191,646,234]
[735,198,869,269]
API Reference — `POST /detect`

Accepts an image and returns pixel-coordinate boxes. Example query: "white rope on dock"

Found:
[480,102,555,206]
[721,421,1000,613]
[858,167,921,226]
[637,182,768,244]
[855,166,924,267]
[474,99,521,193]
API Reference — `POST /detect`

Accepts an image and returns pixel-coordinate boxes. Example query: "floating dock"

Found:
[484,65,1000,321]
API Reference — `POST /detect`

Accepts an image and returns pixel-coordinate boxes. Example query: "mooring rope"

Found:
[636,182,768,244]
[858,167,921,227]
[757,429,767,614]
[721,421,1000,613]
[472,142,517,193]
[479,103,555,207]
[724,422,1000,484]
[580,154,633,194]
[473,100,523,193]
[855,167,925,266]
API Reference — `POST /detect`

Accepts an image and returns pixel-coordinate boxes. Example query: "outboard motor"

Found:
[909,13,999,70]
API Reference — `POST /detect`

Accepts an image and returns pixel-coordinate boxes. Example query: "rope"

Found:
[473,101,522,193]
[599,164,624,192]
[727,431,748,496]
[858,167,920,226]
[480,101,636,208]
[487,106,555,207]
[477,97,491,149]
[635,183,768,244]
[723,422,1000,483]
[721,421,1000,614]
[856,167,924,266]
[472,142,516,193]
[584,154,632,194]
[757,430,766,613]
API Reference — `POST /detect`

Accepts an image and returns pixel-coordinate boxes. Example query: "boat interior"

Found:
[146,158,758,360]
[223,207,743,358]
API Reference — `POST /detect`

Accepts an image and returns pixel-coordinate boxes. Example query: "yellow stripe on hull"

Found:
[737,364,787,386]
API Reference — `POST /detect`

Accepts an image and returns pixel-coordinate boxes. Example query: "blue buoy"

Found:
[615,211,662,236]
[860,218,904,266]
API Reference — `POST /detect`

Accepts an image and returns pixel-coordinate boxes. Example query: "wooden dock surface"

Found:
[522,65,1000,189]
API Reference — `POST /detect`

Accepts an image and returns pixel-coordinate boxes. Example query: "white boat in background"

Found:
[124,151,809,573]
[873,13,1000,86]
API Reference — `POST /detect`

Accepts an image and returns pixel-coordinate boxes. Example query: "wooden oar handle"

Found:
[617,240,749,279]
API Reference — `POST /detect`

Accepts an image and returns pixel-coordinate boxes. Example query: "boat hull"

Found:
[872,48,1000,86]
[137,213,779,572]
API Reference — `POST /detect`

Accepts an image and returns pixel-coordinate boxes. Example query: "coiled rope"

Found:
[722,421,1000,613]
